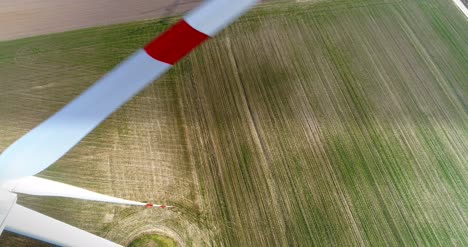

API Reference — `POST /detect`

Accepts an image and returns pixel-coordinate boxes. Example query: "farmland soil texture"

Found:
[0,0,467,246]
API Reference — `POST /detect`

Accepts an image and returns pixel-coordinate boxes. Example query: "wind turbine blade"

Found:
[1,176,171,208]
[0,52,170,181]
[0,0,258,181]
[5,204,121,247]
[0,190,16,234]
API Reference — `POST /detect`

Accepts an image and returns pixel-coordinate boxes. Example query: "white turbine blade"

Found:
[0,0,258,181]
[0,51,170,181]
[452,0,468,18]
[1,176,171,208]
[185,0,258,36]
[5,204,121,247]
[0,189,16,234]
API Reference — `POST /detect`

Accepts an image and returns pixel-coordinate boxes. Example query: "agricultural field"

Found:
[0,0,467,246]
[129,234,178,247]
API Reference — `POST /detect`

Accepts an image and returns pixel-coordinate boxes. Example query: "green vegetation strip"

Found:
[129,234,177,247]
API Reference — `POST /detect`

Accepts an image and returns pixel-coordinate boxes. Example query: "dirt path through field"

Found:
[0,0,202,41]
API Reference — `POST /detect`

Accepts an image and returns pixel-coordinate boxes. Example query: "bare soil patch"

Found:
[0,0,202,41]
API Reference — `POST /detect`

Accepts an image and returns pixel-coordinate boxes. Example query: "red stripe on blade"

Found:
[144,20,209,65]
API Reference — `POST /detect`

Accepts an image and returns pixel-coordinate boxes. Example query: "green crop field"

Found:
[0,0,467,246]
[129,234,178,247]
